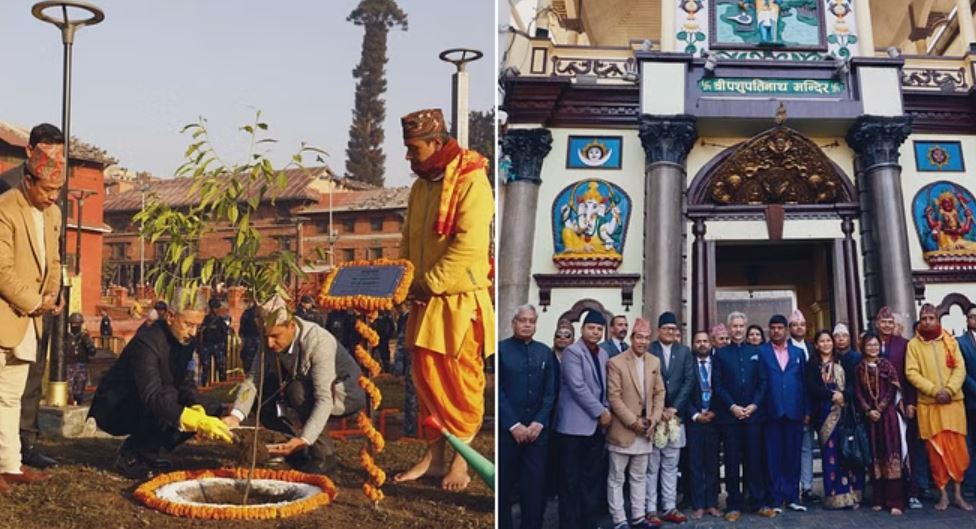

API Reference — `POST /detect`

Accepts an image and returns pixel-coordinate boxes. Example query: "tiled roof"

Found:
[298,186,410,214]
[104,167,328,212]
[0,120,117,166]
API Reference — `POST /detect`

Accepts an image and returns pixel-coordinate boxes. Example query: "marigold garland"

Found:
[358,375,382,410]
[133,468,337,520]
[355,320,380,348]
[363,483,385,502]
[317,258,414,313]
[353,344,382,377]
[356,411,386,453]
[359,447,387,486]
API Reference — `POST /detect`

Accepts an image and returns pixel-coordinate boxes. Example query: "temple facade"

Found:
[499,0,976,337]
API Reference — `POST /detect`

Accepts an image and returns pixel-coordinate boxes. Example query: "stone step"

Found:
[38,405,120,439]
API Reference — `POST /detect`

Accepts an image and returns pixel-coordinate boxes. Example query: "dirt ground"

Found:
[0,376,495,529]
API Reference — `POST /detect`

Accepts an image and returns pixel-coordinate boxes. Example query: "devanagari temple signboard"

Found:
[699,77,844,96]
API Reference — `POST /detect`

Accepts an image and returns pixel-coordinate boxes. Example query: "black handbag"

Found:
[839,404,872,470]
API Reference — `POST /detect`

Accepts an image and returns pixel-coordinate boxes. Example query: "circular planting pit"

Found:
[135,468,337,520]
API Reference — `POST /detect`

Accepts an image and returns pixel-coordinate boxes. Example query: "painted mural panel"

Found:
[552,179,632,272]
[914,141,966,172]
[912,181,976,269]
[711,0,826,51]
[566,136,623,170]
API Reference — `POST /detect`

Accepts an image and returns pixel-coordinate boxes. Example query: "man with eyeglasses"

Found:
[499,305,558,529]
[957,306,976,497]
[552,320,574,364]
[0,123,68,493]
[645,311,694,526]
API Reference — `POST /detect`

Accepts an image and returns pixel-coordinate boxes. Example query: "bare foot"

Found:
[954,496,975,511]
[935,494,950,511]
[393,448,446,483]
[706,507,723,517]
[440,452,471,492]
[891,508,903,516]
[871,505,882,512]
[690,509,704,520]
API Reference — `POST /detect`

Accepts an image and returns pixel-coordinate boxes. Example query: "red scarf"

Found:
[411,138,461,181]
[918,323,943,342]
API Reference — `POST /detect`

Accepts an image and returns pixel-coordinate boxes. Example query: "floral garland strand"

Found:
[356,410,386,453]
[353,344,382,377]
[133,468,337,520]
[355,320,381,347]
[358,375,382,410]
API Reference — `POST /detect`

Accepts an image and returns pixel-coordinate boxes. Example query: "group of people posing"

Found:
[500,302,976,529]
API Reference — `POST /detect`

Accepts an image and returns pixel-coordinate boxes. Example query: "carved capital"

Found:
[845,115,913,171]
[500,128,553,184]
[638,114,697,166]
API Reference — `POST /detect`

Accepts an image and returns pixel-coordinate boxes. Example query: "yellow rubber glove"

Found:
[179,406,234,443]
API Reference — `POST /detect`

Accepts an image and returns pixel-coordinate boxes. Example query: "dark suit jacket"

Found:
[651,340,695,420]
[89,320,215,435]
[498,336,559,432]
[600,339,627,359]
[957,331,976,409]
[685,356,722,421]
[714,341,766,424]
[759,341,807,422]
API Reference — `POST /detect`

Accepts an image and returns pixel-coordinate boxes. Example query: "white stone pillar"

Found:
[957,0,976,49]
[661,0,676,52]
[854,0,875,56]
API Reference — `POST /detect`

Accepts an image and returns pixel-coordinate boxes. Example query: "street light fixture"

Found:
[138,177,151,296]
[31,0,104,408]
[438,48,483,148]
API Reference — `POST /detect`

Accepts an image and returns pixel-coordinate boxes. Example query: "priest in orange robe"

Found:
[393,108,495,491]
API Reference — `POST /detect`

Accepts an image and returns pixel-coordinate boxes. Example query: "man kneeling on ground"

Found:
[222,295,366,473]
[89,291,234,479]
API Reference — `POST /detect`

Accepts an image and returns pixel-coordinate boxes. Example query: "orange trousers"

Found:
[925,431,970,489]
[412,318,486,443]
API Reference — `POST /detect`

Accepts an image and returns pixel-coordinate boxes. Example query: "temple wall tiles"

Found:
[899,134,976,271]
[530,129,644,276]
[673,1,858,60]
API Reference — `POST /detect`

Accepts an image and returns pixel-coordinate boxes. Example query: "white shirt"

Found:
[613,337,628,352]
[791,337,810,360]
[634,353,646,400]
[661,342,673,371]
[692,357,712,422]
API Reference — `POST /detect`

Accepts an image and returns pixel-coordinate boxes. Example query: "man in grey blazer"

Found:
[223,296,366,473]
[646,311,694,525]
[555,310,611,529]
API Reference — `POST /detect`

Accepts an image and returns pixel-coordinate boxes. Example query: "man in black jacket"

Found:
[89,293,233,478]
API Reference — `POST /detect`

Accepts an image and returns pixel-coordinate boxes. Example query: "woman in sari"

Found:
[854,332,906,515]
[805,329,861,509]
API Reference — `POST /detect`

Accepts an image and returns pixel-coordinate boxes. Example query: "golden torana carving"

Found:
[707,126,851,205]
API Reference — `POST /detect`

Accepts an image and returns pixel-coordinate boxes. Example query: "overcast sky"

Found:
[0,0,494,187]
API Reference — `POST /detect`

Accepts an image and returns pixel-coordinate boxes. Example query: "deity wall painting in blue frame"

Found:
[710,0,826,50]
[912,180,976,269]
[913,141,965,172]
[551,179,632,272]
[566,136,623,170]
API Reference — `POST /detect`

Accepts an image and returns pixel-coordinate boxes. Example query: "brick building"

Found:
[102,167,409,299]
[0,121,115,316]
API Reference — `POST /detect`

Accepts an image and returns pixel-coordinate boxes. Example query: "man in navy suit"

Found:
[957,305,976,496]
[714,311,776,521]
[686,331,722,520]
[760,314,808,512]
[787,309,820,505]
[554,310,611,529]
[645,311,694,525]
[601,315,629,358]
[499,305,559,529]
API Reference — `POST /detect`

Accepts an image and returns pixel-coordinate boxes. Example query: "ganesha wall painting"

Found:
[551,179,632,273]
[912,180,976,270]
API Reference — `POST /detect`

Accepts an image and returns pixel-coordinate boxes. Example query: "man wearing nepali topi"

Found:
[393,108,495,492]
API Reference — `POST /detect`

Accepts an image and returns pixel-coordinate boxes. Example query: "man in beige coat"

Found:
[606,318,666,529]
[0,129,64,493]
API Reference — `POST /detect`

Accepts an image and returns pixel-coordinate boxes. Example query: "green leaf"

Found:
[181,254,194,275]
[257,122,268,130]
[696,32,705,42]
[685,44,697,54]
[228,203,239,224]
[848,35,858,44]
[827,34,837,44]
[201,259,214,284]
[677,31,687,40]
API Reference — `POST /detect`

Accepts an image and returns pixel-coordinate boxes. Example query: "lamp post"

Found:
[32,0,104,408]
[438,48,483,148]
[328,174,341,268]
[138,178,151,295]
[293,216,309,302]
[68,188,95,275]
